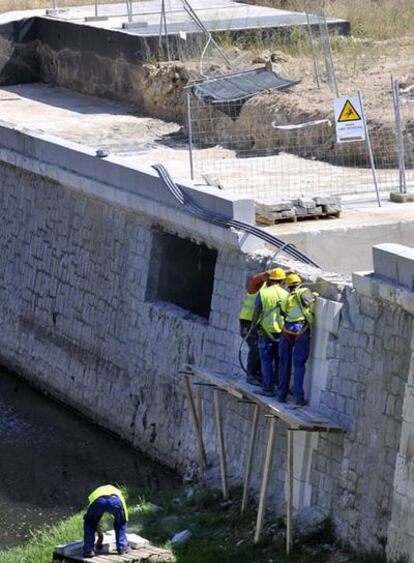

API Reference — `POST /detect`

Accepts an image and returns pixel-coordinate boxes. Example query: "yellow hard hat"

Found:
[287,273,302,286]
[269,268,286,281]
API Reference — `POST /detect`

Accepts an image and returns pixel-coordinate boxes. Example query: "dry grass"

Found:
[243,0,414,40]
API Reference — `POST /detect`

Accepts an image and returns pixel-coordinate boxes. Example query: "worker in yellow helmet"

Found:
[239,269,271,385]
[251,268,288,397]
[277,273,317,406]
[83,484,129,558]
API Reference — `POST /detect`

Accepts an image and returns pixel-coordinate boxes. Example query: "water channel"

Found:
[0,368,179,551]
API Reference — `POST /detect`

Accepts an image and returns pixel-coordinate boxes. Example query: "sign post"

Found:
[334,94,381,207]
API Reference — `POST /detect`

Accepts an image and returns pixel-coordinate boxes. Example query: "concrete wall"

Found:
[274,221,414,276]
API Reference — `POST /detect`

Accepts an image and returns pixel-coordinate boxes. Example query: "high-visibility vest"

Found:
[283,288,316,326]
[239,282,267,321]
[259,285,288,337]
[88,485,129,521]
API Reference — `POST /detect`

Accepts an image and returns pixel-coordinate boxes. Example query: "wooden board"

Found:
[53,545,173,563]
[256,210,341,226]
[182,364,345,433]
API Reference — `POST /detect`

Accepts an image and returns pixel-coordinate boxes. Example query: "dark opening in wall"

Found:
[147,230,217,320]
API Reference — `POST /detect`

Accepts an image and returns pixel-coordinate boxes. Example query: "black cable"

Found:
[152,163,320,268]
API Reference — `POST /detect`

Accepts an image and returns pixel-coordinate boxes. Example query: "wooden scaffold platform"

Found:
[180,364,346,555]
[53,533,173,563]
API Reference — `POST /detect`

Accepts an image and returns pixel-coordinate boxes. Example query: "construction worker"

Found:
[239,269,271,385]
[251,268,288,396]
[277,273,317,406]
[83,484,129,558]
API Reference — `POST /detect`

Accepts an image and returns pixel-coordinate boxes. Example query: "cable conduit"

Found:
[152,164,320,268]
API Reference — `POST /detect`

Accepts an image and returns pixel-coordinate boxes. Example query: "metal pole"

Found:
[183,375,207,472]
[241,404,260,514]
[321,10,339,97]
[254,417,276,543]
[187,92,195,181]
[214,388,228,500]
[162,0,171,61]
[391,76,407,194]
[305,5,320,88]
[95,0,98,17]
[53,0,57,8]
[286,429,294,555]
[358,90,381,207]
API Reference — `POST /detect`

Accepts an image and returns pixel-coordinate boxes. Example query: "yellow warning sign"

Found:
[337,99,361,122]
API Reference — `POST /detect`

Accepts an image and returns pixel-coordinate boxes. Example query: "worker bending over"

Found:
[239,269,271,385]
[277,274,317,406]
[83,484,129,558]
[252,268,288,397]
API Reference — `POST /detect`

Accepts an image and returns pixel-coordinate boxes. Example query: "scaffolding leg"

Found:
[286,429,294,555]
[241,403,260,514]
[214,388,228,500]
[183,375,207,473]
[254,416,277,543]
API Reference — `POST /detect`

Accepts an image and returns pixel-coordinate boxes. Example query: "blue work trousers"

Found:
[258,334,280,393]
[277,327,310,402]
[83,495,128,554]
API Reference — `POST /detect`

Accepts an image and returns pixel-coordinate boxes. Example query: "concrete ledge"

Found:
[0,120,258,250]
[373,243,414,290]
[352,271,414,316]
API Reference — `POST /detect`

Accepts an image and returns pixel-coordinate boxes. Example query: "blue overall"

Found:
[83,495,128,554]
[277,322,310,402]
[258,335,280,393]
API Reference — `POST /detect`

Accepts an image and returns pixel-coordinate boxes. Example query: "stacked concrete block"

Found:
[255,195,341,224]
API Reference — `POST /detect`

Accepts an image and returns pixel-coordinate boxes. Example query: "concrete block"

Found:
[389,191,414,203]
[373,243,414,289]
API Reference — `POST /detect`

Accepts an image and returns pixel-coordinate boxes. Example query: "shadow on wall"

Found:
[0,18,39,85]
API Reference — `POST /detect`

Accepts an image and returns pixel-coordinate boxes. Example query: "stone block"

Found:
[373,243,414,289]
[313,195,341,206]
[296,197,316,210]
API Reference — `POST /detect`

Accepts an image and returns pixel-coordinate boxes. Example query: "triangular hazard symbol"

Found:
[338,100,361,122]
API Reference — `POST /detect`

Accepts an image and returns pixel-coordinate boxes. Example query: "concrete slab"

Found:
[36,0,350,37]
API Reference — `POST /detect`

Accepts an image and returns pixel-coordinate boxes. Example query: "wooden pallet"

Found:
[256,209,341,226]
[53,545,173,563]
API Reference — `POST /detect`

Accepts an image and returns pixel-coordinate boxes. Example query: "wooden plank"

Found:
[54,545,173,562]
[214,388,228,500]
[241,403,260,514]
[286,429,294,555]
[183,374,207,471]
[254,416,277,543]
[183,365,345,433]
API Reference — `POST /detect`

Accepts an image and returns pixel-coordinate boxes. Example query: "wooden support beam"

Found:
[286,428,294,555]
[241,403,260,514]
[254,416,277,543]
[183,375,207,472]
[214,388,228,500]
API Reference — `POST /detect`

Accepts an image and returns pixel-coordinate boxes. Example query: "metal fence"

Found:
[186,74,414,203]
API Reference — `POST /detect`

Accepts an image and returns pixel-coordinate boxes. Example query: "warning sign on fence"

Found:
[334,95,366,143]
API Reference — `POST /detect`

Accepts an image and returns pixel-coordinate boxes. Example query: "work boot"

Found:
[83,551,95,558]
[246,376,261,386]
[258,389,274,397]
[117,548,129,555]
[295,399,308,407]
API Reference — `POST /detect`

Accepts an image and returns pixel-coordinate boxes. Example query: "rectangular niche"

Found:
[146,230,217,320]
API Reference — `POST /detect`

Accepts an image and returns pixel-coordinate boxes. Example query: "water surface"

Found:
[0,369,178,549]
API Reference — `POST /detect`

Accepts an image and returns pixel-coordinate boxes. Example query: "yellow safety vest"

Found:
[239,282,267,322]
[259,285,288,337]
[88,485,129,521]
[283,288,316,326]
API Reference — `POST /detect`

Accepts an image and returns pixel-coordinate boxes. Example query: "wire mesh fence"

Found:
[187,74,414,202]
